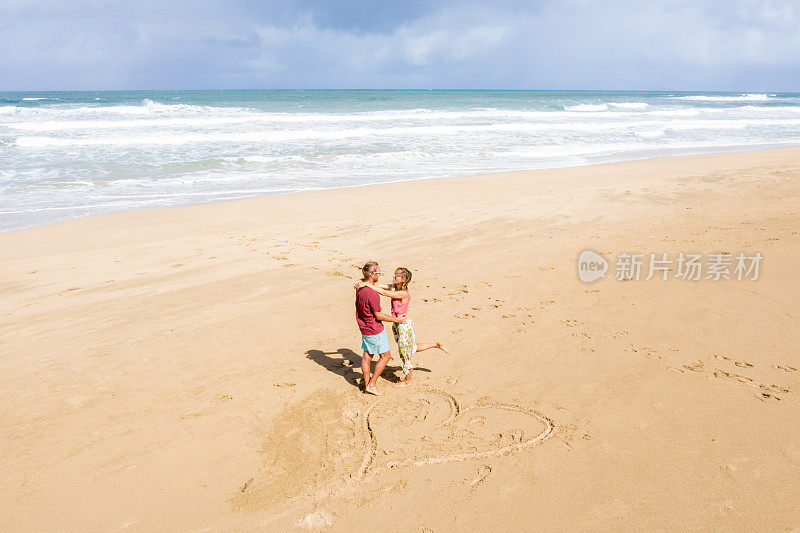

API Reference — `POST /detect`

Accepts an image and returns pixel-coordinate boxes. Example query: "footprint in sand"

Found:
[468,465,492,488]
[712,370,792,401]
[714,354,754,368]
[683,361,705,372]
[762,384,789,394]
[212,394,233,403]
[626,346,660,359]
[713,370,754,384]
[756,392,780,402]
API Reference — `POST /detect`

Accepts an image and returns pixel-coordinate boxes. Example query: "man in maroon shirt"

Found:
[356,261,406,396]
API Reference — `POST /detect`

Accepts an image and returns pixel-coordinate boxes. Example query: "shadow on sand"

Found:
[306,348,430,390]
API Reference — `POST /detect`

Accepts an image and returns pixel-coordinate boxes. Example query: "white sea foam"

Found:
[44,100,219,116]
[489,143,641,158]
[671,93,772,102]
[564,104,609,111]
[2,106,737,132]
[13,117,800,148]
[225,155,313,164]
[634,128,666,138]
[52,180,97,187]
[3,115,268,132]
[85,187,291,200]
[734,105,800,112]
[22,97,48,101]
[609,102,648,109]
[1,109,602,130]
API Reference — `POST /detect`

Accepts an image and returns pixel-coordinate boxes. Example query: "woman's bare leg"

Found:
[415,342,450,354]
[395,368,412,387]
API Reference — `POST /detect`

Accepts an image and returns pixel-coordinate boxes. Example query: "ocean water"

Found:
[1,90,799,232]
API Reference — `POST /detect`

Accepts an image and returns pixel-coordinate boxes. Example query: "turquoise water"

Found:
[2,90,799,232]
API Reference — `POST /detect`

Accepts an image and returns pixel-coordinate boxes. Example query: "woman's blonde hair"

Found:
[393,267,412,291]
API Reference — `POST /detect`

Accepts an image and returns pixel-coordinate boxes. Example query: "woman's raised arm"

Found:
[369,284,408,299]
[354,280,407,299]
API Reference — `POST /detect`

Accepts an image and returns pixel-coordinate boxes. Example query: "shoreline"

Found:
[2,145,800,530]
[3,142,799,236]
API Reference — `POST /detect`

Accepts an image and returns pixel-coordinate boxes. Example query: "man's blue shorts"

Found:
[361,330,390,355]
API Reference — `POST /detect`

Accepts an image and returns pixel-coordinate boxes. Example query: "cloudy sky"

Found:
[1,0,798,91]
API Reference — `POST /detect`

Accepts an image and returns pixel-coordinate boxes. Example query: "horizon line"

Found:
[0,88,794,94]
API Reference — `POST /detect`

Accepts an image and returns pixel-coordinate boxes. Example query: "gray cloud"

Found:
[1,0,798,90]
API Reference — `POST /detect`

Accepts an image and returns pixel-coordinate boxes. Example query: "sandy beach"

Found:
[2,146,799,531]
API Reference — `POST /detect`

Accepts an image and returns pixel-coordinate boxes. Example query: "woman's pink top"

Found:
[391,291,410,317]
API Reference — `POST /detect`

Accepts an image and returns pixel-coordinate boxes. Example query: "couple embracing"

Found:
[355,261,449,396]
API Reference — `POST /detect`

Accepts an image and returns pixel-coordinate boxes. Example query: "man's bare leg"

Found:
[365,351,391,396]
[361,350,372,391]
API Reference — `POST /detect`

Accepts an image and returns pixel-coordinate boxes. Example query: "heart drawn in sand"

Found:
[355,388,554,480]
